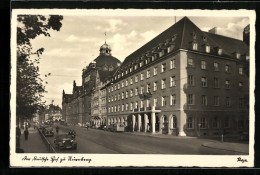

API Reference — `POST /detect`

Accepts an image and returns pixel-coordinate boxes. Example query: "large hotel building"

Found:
[106,17,249,136]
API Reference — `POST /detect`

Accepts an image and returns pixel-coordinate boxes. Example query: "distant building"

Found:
[106,16,249,136]
[62,42,121,126]
[243,24,250,46]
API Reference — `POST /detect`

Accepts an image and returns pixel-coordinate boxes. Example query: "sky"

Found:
[28,14,249,107]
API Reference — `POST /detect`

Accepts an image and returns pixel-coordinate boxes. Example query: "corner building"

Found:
[106,17,249,136]
[62,43,121,126]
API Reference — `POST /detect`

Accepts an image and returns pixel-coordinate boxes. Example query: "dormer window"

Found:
[192,32,197,40]
[205,45,210,53]
[121,72,124,77]
[236,53,241,59]
[159,50,165,57]
[218,48,222,55]
[152,56,155,61]
[125,70,128,75]
[192,42,198,51]
[134,65,138,70]
[140,61,143,67]
[203,36,207,42]
[167,44,175,53]
[130,67,133,72]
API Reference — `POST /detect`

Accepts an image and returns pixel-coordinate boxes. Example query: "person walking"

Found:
[24,128,29,141]
[16,126,21,147]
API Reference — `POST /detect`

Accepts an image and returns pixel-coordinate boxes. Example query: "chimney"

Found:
[208,27,217,34]
[243,24,250,46]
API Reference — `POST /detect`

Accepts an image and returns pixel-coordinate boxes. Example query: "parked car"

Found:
[43,127,54,137]
[108,123,125,132]
[54,134,77,150]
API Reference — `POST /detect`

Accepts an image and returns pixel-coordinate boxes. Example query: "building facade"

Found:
[106,17,249,136]
[62,43,121,126]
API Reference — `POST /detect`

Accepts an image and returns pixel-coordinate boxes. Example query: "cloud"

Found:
[140,30,158,42]
[64,35,97,43]
[214,18,249,40]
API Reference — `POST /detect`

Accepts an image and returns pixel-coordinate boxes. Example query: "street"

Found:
[43,125,247,155]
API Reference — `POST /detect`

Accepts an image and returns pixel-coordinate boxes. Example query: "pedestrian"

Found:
[56,125,59,133]
[24,128,29,141]
[16,126,21,147]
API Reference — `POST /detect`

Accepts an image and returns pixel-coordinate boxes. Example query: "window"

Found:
[200,117,206,129]
[246,56,250,61]
[161,63,166,73]
[121,92,124,99]
[154,98,158,107]
[154,67,158,76]
[147,99,151,107]
[172,116,177,128]
[114,95,117,101]
[126,91,128,98]
[162,96,167,106]
[154,81,158,91]
[239,67,243,75]
[147,83,151,93]
[118,105,120,112]
[130,67,133,72]
[135,101,138,109]
[147,70,151,78]
[187,117,193,129]
[159,50,165,57]
[120,104,123,112]
[170,76,176,87]
[205,45,210,53]
[226,97,231,107]
[111,96,113,102]
[152,56,155,61]
[236,53,241,59]
[214,62,219,71]
[140,100,144,108]
[161,79,166,89]
[115,106,117,112]
[167,45,174,53]
[201,60,207,70]
[125,70,128,75]
[118,93,120,100]
[111,106,114,113]
[212,117,219,128]
[140,61,143,67]
[141,73,144,80]
[114,85,117,91]
[108,88,110,93]
[224,117,230,128]
[171,94,176,105]
[125,79,128,86]
[121,82,124,88]
[188,58,194,67]
[192,42,198,51]
[111,86,113,92]
[170,59,176,69]
[130,89,133,97]
[135,75,138,83]
[140,86,144,94]
[108,107,110,113]
[214,78,220,88]
[214,96,220,106]
[130,102,133,111]
[188,94,195,105]
[201,77,207,87]
[201,95,207,106]
[135,88,138,96]
[130,77,133,85]
[225,64,230,73]
[239,82,243,87]
[225,80,231,89]
[218,48,222,55]
[134,64,138,70]
[188,75,194,86]
[126,103,128,111]
[239,98,244,107]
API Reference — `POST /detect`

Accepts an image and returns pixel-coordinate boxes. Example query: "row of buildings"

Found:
[62,16,249,136]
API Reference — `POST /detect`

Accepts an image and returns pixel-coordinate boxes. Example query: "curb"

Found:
[201,142,249,154]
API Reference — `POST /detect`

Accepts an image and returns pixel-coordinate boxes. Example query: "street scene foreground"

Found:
[18,124,249,155]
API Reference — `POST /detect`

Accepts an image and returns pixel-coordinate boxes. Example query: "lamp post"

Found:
[198,123,201,137]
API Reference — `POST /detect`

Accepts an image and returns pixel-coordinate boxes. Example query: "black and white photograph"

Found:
[10,9,255,167]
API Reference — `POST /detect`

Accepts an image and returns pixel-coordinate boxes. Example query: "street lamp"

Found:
[198,123,201,137]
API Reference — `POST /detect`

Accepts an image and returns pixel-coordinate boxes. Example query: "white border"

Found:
[10,9,256,167]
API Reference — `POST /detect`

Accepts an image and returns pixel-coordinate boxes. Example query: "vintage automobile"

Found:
[108,123,125,132]
[54,134,77,150]
[43,127,54,137]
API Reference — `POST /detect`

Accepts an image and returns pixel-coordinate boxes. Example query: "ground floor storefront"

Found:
[107,107,249,137]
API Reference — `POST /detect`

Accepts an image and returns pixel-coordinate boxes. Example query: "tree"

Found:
[16,15,63,123]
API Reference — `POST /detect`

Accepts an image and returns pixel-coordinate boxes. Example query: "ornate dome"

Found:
[99,42,112,56]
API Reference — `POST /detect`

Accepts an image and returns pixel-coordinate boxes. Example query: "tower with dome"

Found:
[62,42,121,126]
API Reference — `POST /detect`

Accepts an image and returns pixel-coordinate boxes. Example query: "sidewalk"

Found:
[202,141,249,154]
[19,127,49,153]
[124,131,196,139]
